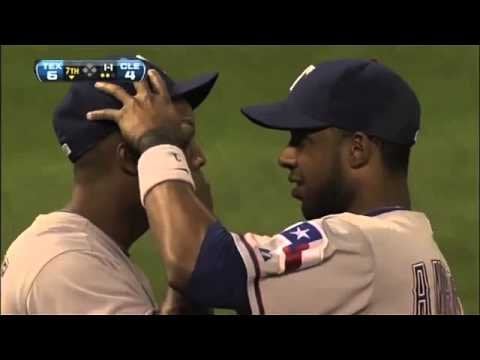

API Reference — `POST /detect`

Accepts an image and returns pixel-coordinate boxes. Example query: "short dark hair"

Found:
[338,128,411,175]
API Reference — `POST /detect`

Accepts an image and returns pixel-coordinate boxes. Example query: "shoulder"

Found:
[320,210,431,230]
[2,213,100,303]
[25,250,155,314]
[8,212,93,251]
[4,212,93,270]
[30,250,121,285]
[231,215,378,314]
[232,213,377,278]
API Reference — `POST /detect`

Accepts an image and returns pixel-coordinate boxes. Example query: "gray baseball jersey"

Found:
[226,209,463,314]
[1,212,157,315]
[187,207,463,315]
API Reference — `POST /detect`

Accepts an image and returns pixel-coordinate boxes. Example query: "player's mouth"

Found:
[289,176,304,200]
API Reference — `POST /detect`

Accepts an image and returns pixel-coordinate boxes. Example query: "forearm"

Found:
[87,69,227,307]
[160,287,213,315]
[144,181,216,291]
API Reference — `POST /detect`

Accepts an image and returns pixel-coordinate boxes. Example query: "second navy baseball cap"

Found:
[53,55,219,163]
[241,59,420,146]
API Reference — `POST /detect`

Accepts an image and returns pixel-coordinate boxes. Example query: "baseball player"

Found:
[0,56,218,315]
[88,59,464,315]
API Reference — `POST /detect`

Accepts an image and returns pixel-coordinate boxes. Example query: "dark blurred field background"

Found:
[1,46,478,314]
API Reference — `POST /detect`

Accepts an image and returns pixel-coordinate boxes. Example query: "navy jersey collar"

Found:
[364,206,410,217]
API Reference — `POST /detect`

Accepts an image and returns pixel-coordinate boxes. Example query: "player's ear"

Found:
[117,142,139,176]
[347,132,372,169]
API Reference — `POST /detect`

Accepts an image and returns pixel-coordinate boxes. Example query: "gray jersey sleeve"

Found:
[231,216,376,314]
[25,251,156,315]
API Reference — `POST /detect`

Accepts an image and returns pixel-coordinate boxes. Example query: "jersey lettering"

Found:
[431,260,462,315]
[412,262,432,315]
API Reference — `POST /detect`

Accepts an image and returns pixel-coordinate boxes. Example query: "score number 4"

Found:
[124,71,136,80]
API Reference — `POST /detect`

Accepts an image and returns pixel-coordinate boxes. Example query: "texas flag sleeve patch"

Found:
[279,222,326,272]
[236,219,330,279]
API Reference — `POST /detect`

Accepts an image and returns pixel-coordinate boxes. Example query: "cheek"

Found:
[298,151,331,187]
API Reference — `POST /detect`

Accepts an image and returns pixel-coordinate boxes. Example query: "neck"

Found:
[347,175,411,216]
[62,184,145,254]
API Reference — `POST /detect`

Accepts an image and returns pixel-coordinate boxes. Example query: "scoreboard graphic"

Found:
[34,59,147,82]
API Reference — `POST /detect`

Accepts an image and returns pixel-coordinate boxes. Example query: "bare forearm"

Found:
[87,70,248,311]
[86,70,224,306]
[144,181,216,290]
[160,287,213,315]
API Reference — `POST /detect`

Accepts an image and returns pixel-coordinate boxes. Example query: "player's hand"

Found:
[87,69,193,153]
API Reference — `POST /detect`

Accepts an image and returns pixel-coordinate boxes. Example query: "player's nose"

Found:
[278,146,298,170]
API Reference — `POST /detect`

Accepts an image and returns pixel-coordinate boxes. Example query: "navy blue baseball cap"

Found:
[53,55,219,162]
[241,59,420,146]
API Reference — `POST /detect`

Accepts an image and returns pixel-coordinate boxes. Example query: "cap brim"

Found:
[241,101,330,130]
[172,72,219,109]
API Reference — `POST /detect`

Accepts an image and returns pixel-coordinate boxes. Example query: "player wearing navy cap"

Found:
[1,56,218,314]
[88,59,462,315]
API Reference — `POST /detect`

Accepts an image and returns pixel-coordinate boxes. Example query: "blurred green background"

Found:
[1,46,478,314]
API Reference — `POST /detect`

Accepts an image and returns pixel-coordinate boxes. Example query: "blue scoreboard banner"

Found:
[34,59,147,82]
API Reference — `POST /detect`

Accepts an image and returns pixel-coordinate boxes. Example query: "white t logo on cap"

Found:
[61,143,72,156]
[289,65,316,92]
[136,54,167,75]
[414,130,420,143]
[135,54,149,61]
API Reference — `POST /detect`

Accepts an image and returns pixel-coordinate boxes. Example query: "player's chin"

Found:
[291,185,304,201]
[301,200,332,220]
[301,204,316,220]
[298,194,318,220]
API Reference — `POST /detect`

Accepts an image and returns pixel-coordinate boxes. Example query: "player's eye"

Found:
[289,130,310,148]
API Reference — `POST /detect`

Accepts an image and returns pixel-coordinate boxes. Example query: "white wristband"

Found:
[138,144,195,207]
